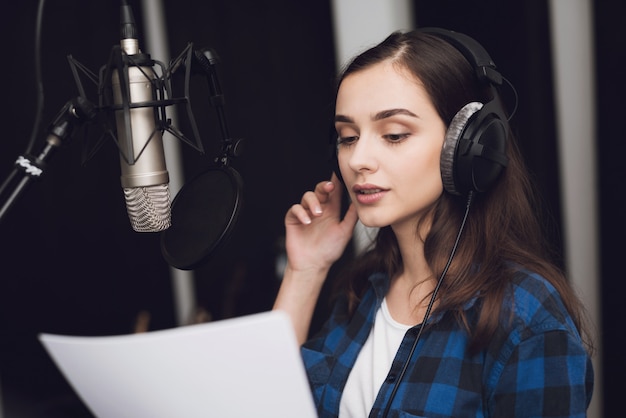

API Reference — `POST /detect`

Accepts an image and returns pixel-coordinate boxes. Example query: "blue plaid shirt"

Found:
[302,270,594,417]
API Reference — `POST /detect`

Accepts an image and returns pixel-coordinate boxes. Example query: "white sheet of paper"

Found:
[39,310,317,418]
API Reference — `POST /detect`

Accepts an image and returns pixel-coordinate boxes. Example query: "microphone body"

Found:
[112,38,171,232]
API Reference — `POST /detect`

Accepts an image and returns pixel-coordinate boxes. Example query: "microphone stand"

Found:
[0,96,96,224]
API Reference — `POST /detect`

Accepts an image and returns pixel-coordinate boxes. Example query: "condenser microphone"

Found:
[112,0,171,232]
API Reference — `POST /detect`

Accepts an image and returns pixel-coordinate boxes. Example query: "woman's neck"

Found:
[391,214,432,283]
[386,222,437,326]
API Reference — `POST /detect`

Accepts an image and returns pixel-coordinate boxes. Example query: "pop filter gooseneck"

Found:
[160,47,244,270]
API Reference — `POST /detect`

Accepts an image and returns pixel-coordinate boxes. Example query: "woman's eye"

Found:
[384,133,410,142]
[337,136,359,146]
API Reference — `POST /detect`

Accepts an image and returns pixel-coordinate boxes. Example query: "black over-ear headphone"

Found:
[330,28,510,197]
[421,27,509,196]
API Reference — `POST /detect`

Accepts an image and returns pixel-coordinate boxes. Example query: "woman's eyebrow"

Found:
[373,108,418,120]
[334,114,353,123]
[334,108,418,124]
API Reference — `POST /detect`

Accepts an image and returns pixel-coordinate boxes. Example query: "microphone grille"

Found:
[123,184,172,232]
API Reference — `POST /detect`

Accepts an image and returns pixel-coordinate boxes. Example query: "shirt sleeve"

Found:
[489,329,594,417]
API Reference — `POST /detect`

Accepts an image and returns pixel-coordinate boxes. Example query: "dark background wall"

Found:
[0,1,622,416]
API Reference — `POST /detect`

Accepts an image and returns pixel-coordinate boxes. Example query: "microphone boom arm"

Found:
[0,97,96,224]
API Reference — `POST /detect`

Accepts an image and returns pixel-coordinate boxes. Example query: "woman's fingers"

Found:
[288,178,339,224]
[300,190,323,217]
[284,204,307,225]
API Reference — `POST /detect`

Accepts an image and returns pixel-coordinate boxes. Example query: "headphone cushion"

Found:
[441,102,483,195]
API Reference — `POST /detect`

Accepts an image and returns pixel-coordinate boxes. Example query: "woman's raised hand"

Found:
[284,173,358,275]
[276,173,358,343]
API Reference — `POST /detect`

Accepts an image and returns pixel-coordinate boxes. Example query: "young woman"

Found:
[274,28,594,418]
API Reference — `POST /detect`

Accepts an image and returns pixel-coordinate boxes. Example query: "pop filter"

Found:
[160,164,242,270]
[160,42,244,270]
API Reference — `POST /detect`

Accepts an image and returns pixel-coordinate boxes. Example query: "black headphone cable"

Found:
[381,190,474,418]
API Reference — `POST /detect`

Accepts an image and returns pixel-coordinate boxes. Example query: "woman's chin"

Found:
[356,216,388,229]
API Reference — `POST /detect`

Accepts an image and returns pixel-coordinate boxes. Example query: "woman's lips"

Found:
[352,184,387,204]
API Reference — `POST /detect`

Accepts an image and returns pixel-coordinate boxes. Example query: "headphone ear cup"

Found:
[441,101,509,196]
[441,102,483,196]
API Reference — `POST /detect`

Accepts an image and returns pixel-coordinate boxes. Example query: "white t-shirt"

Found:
[339,298,412,417]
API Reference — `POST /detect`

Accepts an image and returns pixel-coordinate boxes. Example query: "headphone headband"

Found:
[420,27,503,87]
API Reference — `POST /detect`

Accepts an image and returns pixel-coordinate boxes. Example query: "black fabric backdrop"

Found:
[0,1,621,416]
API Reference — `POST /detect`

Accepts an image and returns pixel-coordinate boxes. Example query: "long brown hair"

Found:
[335,30,593,355]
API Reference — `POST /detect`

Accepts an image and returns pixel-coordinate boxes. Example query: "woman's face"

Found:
[335,60,447,234]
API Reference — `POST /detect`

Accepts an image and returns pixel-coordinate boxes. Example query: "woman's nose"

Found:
[346,134,378,173]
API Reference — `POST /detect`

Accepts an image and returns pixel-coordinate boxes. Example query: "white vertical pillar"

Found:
[330,0,414,254]
[141,0,197,327]
[331,0,414,69]
[548,1,602,417]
